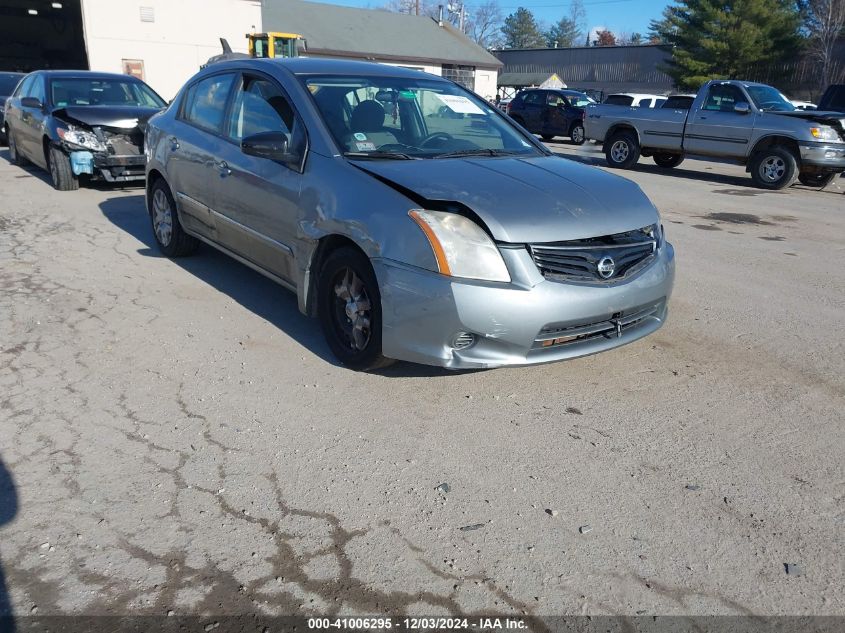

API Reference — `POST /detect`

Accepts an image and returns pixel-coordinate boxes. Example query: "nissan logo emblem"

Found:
[597,256,615,279]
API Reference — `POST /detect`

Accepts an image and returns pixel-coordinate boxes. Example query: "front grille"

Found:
[529,227,657,282]
[533,301,664,350]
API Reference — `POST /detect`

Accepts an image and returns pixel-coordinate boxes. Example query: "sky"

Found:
[305,0,671,41]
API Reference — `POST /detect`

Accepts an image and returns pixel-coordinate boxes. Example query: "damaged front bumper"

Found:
[66,147,146,182]
[799,141,845,171]
[374,243,675,369]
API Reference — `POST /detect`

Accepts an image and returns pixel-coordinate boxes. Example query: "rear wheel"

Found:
[48,146,79,191]
[749,147,797,190]
[148,179,199,257]
[798,172,837,188]
[605,131,640,169]
[8,129,27,166]
[318,247,392,371]
[653,153,684,168]
[570,123,585,145]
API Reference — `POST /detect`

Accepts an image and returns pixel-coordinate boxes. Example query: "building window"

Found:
[139,6,155,22]
[442,64,475,91]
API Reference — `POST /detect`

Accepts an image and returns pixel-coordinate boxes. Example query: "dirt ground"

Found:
[0,144,842,621]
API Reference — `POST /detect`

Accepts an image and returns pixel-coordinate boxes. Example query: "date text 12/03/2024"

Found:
[307,617,528,630]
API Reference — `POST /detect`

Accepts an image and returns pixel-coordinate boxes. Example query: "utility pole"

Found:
[415,0,419,16]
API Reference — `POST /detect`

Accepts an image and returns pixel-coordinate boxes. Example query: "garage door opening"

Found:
[0,0,88,72]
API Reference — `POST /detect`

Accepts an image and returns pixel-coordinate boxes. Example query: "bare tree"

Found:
[467,0,504,47]
[801,0,845,88]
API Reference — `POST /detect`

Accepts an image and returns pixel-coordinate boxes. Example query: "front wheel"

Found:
[798,172,837,188]
[48,146,79,191]
[569,123,585,145]
[318,247,392,371]
[605,131,640,169]
[653,153,684,168]
[749,147,797,190]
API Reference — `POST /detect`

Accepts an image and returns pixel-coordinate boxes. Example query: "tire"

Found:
[48,145,79,191]
[8,129,28,166]
[541,134,555,141]
[653,153,684,168]
[317,247,392,371]
[798,172,837,188]
[148,179,199,257]
[569,123,586,145]
[605,131,640,169]
[749,147,797,190]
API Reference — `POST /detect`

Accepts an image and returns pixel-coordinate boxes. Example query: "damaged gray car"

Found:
[145,58,675,370]
[4,70,166,190]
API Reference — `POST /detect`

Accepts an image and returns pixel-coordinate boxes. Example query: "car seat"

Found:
[348,100,398,148]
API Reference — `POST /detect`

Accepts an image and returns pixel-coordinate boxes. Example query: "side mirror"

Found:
[21,97,43,109]
[241,131,297,163]
[734,102,751,114]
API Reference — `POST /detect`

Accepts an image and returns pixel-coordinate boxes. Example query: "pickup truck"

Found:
[585,79,845,189]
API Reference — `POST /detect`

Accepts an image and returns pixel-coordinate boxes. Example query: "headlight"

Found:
[810,126,841,142]
[57,125,108,152]
[408,209,511,282]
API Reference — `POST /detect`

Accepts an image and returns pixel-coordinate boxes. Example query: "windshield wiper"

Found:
[345,151,419,160]
[433,148,525,159]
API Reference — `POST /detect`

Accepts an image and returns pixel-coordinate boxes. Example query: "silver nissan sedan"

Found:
[145,58,675,370]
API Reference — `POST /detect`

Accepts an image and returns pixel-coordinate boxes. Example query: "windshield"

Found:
[0,74,22,96]
[49,78,166,108]
[564,92,595,107]
[303,75,541,159]
[746,85,795,112]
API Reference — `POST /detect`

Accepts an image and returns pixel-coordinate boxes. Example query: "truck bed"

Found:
[585,104,688,151]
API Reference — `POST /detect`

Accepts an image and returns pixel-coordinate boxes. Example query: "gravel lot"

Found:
[0,143,843,621]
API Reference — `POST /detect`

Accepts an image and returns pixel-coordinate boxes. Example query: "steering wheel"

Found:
[420,132,455,148]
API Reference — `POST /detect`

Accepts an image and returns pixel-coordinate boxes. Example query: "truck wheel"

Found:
[48,146,79,191]
[570,123,585,145]
[605,131,640,169]
[148,179,199,257]
[653,153,684,168]
[750,147,797,190]
[798,172,837,188]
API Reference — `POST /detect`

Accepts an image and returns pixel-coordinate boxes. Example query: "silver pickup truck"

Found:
[585,79,845,189]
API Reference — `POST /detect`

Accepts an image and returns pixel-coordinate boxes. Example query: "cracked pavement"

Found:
[0,147,843,620]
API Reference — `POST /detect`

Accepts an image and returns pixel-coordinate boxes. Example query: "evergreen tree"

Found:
[546,17,581,47]
[653,0,803,90]
[501,7,547,48]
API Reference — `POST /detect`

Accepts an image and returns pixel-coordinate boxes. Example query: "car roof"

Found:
[608,93,663,98]
[0,71,24,78]
[211,57,449,81]
[32,70,147,82]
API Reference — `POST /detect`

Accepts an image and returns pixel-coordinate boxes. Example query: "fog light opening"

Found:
[452,331,476,350]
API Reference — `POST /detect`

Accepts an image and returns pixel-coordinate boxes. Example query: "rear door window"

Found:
[637,98,653,108]
[524,91,544,105]
[605,95,634,106]
[181,73,236,134]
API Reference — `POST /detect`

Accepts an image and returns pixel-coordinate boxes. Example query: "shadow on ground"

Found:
[0,457,18,632]
[98,194,469,378]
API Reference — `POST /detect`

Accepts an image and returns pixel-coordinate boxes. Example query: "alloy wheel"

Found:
[572,126,584,144]
[759,156,786,183]
[610,140,629,163]
[331,267,372,352]
[152,188,173,246]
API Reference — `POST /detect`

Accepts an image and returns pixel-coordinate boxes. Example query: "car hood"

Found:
[52,105,162,129]
[353,155,659,243]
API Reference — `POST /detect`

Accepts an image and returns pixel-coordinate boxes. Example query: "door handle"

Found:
[216,161,231,176]
[168,136,179,150]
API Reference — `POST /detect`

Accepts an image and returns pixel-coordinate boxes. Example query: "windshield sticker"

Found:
[354,132,368,141]
[356,141,377,152]
[434,94,485,115]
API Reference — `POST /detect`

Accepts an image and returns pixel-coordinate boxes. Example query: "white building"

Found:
[0,0,501,100]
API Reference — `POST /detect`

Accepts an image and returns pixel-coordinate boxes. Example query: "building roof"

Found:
[495,45,675,94]
[262,0,502,69]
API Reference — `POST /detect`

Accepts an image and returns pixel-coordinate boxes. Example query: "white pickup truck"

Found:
[585,79,845,189]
